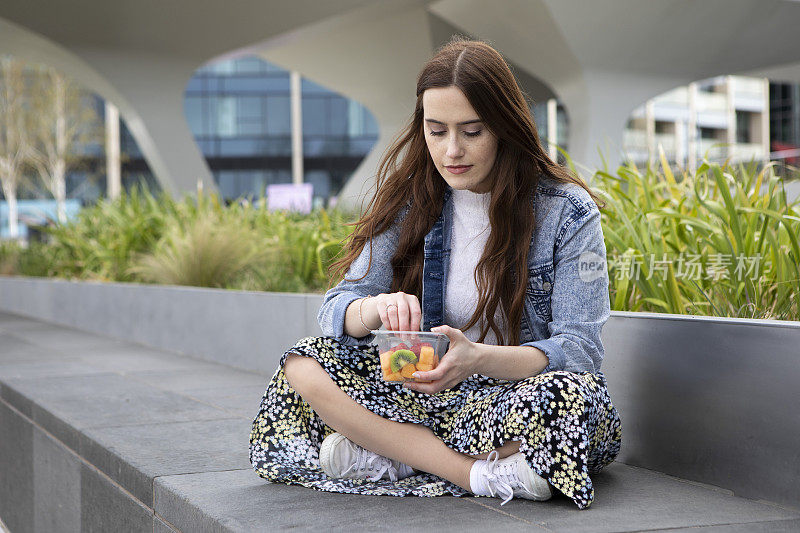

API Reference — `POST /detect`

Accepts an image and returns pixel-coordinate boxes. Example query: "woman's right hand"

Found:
[370,291,422,331]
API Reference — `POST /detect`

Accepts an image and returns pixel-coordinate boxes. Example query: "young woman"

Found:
[250,36,621,509]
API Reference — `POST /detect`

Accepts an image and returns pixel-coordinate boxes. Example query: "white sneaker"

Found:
[471,451,552,505]
[318,432,415,482]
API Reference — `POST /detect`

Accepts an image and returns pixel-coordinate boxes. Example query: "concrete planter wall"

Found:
[0,276,324,375]
[601,311,800,509]
[1,275,799,509]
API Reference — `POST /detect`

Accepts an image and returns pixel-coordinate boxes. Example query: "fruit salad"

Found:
[370,330,449,382]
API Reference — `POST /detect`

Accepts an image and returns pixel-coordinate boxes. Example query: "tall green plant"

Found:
[8,154,798,321]
[42,185,171,281]
[126,210,265,288]
[586,149,800,320]
[246,200,356,292]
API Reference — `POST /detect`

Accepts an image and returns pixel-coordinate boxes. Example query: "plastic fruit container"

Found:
[370,330,450,382]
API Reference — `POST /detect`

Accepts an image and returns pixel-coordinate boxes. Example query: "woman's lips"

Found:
[445,165,472,174]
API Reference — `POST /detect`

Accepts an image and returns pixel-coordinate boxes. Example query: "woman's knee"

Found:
[283,353,330,399]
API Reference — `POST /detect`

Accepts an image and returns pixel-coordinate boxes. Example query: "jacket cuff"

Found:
[522,338,567,373]
[331,292,375,346]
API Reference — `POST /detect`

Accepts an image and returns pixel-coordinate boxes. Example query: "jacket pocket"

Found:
[526,263,554,321]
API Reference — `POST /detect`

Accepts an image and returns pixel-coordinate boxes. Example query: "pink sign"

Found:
[267,183,313,214]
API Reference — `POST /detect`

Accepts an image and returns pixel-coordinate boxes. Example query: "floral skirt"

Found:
[249,336,622,509]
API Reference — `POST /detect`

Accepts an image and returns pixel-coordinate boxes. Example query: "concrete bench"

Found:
[1,303,799,531]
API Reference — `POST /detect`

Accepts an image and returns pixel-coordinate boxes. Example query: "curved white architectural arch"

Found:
[0,17,212,196]
[3,0,800,205]
[0,0,372,196]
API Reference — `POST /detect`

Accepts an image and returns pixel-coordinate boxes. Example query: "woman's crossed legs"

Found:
[283,353,521,491]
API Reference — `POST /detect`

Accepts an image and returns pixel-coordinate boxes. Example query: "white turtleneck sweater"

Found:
[444,188,506,345]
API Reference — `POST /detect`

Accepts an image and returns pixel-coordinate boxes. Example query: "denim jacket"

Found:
[317,176,611,374]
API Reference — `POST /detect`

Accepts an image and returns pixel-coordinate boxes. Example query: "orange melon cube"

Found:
[379,351,392,373]
[416,363,433,372]
[400,363,417,379]
[419,346,434,366]
[384,372,403,382]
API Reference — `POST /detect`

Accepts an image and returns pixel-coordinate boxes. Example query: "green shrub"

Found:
[584,150,799,320]
[5,155,798,321]
[0,240,21,275]
[126,210,266,288]
[42,185,170,281]
[19,183,357,293]
[0,240,53,277]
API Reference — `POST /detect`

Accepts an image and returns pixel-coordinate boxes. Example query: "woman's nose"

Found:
[446,136,464,158]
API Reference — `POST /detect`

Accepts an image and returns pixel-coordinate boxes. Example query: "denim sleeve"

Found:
[522,202,610,373]
[317,214,403,346]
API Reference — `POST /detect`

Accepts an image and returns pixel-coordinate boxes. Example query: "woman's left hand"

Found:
[403,325,481,394]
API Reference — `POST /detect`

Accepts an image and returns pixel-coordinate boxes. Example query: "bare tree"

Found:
[28,65,101,223]
[0,56,32,240]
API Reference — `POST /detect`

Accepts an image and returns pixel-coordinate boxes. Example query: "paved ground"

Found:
[1,310,799,532]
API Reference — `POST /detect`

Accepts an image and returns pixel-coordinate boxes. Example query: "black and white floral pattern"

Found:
[249,336,622,509]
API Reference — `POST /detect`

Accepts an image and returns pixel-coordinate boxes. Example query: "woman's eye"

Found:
[428,130,482,137]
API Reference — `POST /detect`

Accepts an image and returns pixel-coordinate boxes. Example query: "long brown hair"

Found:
[329,36,602,345]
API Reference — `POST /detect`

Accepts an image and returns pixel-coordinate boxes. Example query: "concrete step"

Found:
[1,311,798,532]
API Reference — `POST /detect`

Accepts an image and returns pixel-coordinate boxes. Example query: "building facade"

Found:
[180,55,566,205]
[182,56,380,207]
[770,82,800,171]
[623,75,772,172]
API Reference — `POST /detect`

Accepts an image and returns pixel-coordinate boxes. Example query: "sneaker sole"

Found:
[319,432,348,478]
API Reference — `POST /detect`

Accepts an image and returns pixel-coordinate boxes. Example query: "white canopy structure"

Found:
[2,0,799,207]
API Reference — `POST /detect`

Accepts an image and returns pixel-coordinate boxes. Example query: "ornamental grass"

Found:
[1,154,798,320]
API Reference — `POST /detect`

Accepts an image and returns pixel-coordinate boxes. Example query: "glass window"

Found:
[329,97,348,136]
[209,60,236,75]
[363,110,379,136]
[238,120,265,136]
[348,100,363,137]
[120,122,142,158]
[699,127,719,139]
[215,170,238,198]
[305,170,330,198]
[234,57,265,74]
[238,97,264,121]
[265,169,292,184]
[263,62,288,75]
[556,105,568,149]
[184,96,205,136]
[303,97,327,136]
[531,101,547,135]
[301,78,329,95]
[266,95,291,136]
[263,76,291,93]
[655,121,671,134]
[266,136,292,156]
[184,77,205,93]
[303,138,325,156]
[197,138,217,156]
[225,76,278,94]
[349,138,377,156]
[216,97,237,137]
[219,137,261,156]
[736,111,751,143]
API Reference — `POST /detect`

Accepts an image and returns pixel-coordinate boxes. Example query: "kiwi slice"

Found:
[389,349,418,373]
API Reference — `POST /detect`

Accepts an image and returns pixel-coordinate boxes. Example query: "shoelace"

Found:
[482,450,527,506]
[341,446,399,482]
